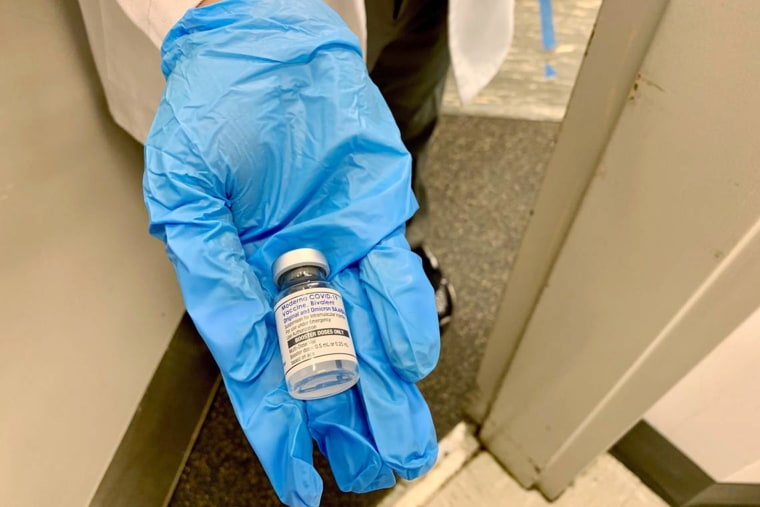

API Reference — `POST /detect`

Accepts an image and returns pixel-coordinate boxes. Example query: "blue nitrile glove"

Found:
[142,1,440,505]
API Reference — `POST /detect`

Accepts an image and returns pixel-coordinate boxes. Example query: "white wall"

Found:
[646,306,760,483]
[0,1,184,506]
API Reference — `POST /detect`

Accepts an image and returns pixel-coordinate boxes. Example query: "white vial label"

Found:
[274,287,356,377]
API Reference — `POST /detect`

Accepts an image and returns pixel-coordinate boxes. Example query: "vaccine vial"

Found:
[273,248,359,400]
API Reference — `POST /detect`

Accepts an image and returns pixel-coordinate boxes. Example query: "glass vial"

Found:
[273,248,359,400]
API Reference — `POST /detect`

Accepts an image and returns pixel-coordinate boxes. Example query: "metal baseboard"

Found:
[612,422,760,507]
[90,314,220,507]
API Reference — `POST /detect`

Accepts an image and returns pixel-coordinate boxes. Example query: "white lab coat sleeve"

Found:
[322,0,367,59]
[115,0,366,50]
[115,0,200,48]
[449,0,514,104]
[77,0,366,143]
[77,0,195,143]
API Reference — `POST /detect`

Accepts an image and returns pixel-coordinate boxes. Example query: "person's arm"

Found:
[144,1,440,505]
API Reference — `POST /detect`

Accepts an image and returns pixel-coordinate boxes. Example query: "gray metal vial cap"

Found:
[273,248,330,284]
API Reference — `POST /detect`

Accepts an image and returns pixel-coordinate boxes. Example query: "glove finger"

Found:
[333,268,438,480]
[306,388,396,493]
[359,229,440,382]
[225,350,323,507]
[144,141,276,383]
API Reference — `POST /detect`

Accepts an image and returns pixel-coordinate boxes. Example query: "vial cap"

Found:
[273,248,330,284]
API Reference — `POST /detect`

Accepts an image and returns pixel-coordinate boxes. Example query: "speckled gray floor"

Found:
[169,116,559,507]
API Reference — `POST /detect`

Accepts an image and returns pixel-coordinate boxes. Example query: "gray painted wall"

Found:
[0,2,184,505]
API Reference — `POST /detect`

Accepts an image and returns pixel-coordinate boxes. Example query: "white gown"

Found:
[76,0,514,143]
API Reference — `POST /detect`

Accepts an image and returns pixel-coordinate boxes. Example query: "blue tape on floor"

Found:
[539,0,557,78]
[539,0,557,50]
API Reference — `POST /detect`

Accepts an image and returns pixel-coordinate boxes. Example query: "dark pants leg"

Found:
[365,0,450,248]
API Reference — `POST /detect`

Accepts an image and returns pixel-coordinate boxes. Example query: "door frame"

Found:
[473,0,760,499]
[467,0,669,423]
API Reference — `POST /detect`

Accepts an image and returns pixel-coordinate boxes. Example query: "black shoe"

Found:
[413,245,455,332]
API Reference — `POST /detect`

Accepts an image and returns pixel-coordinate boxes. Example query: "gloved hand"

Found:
[142,1,440,505]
